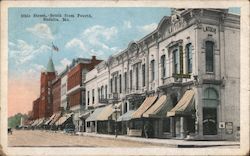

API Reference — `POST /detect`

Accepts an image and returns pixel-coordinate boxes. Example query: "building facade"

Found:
[52,77,61,113]
[85,9,240,140]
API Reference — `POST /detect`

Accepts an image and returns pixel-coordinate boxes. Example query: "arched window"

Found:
[151,60,155,82]
[205,41,214,72]
[161,55,166,78]
[186,43,192,73]
[203,88,218,135]
[173,49,179,74]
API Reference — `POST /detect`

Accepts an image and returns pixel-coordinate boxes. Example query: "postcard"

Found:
[1,0,249,155]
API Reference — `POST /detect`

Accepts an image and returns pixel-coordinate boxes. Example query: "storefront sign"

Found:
[225,122,233,134]
[203,26,216,34]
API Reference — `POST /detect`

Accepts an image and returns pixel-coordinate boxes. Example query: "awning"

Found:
[55,113,73,126]
[117,110,135,122]
[79,111,90,119]
[132,96,158,119]
[143,95,173,118]
[86,107,106,122]
[36,118,45,126]
[167,90,195,117]
[96,104,115,121]
[45,114,56,125]
[49,112,61,125]
[31,119,39,126]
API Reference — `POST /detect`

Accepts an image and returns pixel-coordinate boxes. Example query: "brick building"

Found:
[67,56,102,131]
[32,97,40,119]
[52,77,61,113]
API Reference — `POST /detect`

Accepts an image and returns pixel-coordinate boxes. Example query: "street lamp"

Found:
[113,104,120,138]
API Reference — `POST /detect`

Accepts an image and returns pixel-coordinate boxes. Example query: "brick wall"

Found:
[52,78,61,113]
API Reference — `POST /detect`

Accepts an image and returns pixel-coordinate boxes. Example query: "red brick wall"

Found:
[32,98,40,119]
[67,64,83,91]
[68,91,81,107]
[52,78,61,113]
[39,72,56,118]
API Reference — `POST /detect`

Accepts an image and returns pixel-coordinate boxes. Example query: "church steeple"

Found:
[46,57,55,73]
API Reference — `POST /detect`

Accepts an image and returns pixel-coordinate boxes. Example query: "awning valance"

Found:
[79,111,90,119]
[167,90,195,117]
[132,96,158,119]
[117,110,135,122]
[143,95,172,118]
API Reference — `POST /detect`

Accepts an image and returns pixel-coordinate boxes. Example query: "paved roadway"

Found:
[8,130,165,147]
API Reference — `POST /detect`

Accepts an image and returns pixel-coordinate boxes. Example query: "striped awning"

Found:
[45,114,56,125]
[49,112,61,125]
[143,95,172,118]
[86,107,106,122]
[167,90,195,117]
[36,118,45,126]
[55,113,73,126]
[132,96,158,119]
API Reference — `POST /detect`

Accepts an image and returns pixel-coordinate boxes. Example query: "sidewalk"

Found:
[75,132,240,148]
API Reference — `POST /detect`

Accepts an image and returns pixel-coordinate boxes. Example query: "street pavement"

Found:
[8,130,240,148]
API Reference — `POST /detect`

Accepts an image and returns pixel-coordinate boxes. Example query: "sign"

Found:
[203,26,216,34]
[225,122,233,134]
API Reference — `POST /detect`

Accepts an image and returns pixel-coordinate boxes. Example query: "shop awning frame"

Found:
[117,110,135,122]
[167,89,195,117]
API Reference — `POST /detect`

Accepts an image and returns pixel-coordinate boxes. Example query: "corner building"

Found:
[85,9,240,140]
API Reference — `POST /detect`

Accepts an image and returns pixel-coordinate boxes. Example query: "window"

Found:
[105,85,107,99]
[205,41,214,72]
[115,76,117,93]
[142,64,145,87]
[150,60,155,82]
[136,65,139,90]
[87,91,90,105]
[98,88,100,100]
[130,70,133,90]
[161,55,166,78]
[124,72,127,91]
[101,86,104,99]
[203,88,218,135]
[119,74,122,93]
[110,78,113,93]
[173,49,179,74]
[92,89,95,104]
[186,43,192,73]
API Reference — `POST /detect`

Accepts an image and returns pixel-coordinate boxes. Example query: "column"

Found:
[170,117,176,137]
[180,116,185,139]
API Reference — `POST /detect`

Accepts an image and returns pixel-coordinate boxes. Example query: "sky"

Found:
[8,7,240,117]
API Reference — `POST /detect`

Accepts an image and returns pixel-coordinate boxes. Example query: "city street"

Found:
[8,130,165,147]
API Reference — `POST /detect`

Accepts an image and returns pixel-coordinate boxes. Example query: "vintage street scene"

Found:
[7,7,241,151]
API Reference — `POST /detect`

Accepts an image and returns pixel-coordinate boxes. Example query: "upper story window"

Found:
[92,89,95,104]
[173,49,179,74]
[110,78,113,93]
[124,72,127,91]
[205,41,214,73]
[186,43,192,73]
[114,76,118,93]
[101,86,104,99]
[105,85,108,99]
[135,65,139,90]
[142,64,146,87]
[130,70,133,90]
[119,74,122,93]
[150,60,155,82]
[87,91,90,105]
[161,55,166,78]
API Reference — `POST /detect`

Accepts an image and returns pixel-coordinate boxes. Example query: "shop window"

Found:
[150,60,155,82]
[186,43,192,73]
[203,88,218,135]
[142,64,146,87]
[161,55,166,78]
[163,118,170,132]
[173,49,179,74]
[205,41,214,72]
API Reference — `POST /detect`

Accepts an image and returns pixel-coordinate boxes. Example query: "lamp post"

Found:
[113,104,120,138]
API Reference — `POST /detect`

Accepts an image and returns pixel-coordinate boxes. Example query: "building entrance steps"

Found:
[75,132,239,148]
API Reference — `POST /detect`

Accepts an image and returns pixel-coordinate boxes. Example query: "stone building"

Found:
[85,8,240,140]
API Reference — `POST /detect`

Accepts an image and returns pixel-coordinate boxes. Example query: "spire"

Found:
[46,57,55,72]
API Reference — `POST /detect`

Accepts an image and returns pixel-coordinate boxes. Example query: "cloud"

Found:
[123,20,132,29]
[65,38,88,51]
[9,40,50,65]
[26,23,54,40]
[60,58,71,67]
[138,23,158,34]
